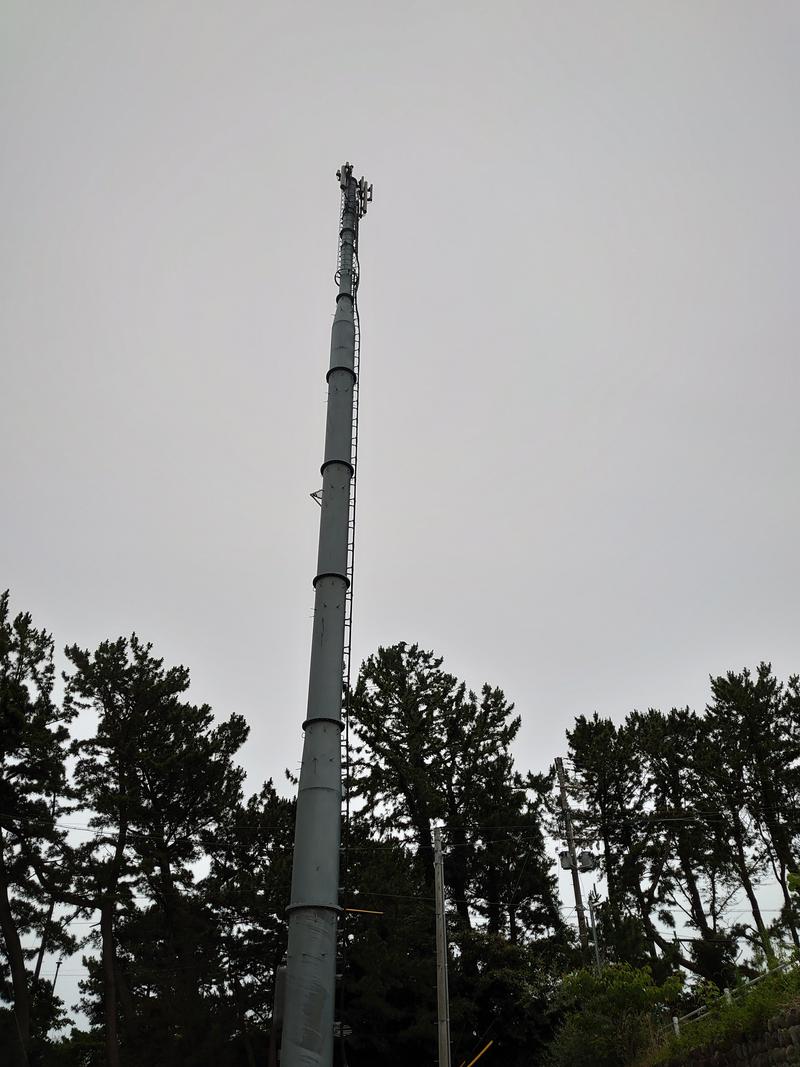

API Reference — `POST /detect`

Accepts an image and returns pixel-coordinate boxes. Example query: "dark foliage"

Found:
[0,594,797,1067]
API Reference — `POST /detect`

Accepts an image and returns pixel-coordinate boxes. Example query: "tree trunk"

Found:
[232,973,258,1067]
[445,824,472,932]
[101,900,121,1067]
[675,836,712,936]
[408,806,434,887]
[242,1032,258,1067]
[485,860,500,937]
[749,748,798,943]
[599,822,623,932]
[114,961,140,1044]
[775,861,800,948]
[100,767,128,1067]
[0,831,30,1066]
[634,897,702,976]
[32,895,56,983]
[155,849,202,1039]
[618,823,661,962]
[730,814,775,963]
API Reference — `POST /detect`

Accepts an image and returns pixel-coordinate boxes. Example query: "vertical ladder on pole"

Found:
[339,197,360,843]
[337,197,361,1058]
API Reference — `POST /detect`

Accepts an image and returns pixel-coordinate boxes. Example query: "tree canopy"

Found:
[0,593,797,1067]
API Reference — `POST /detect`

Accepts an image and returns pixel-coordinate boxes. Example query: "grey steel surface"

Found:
[281,169,360,1067]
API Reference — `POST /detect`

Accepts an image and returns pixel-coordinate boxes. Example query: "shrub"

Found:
[547,964,682,1067]
[638,961,800,1066]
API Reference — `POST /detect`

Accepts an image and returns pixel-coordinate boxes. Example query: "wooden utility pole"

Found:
[555,757,589,950]
[433,826,452,1067]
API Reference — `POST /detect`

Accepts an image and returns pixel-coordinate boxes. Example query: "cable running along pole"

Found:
[282,164,372,1067]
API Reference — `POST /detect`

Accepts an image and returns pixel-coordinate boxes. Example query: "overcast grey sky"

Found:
[3,1,799,802]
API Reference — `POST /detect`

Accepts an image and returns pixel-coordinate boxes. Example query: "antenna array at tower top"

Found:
[337,161,373,217]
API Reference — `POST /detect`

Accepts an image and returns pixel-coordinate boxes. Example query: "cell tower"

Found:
[281,163,372,1067]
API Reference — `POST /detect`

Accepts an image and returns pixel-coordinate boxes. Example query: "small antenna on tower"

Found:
[357,177,373,217]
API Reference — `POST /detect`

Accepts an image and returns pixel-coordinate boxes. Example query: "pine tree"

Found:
[339,823,436,1067]
[0,592,74,1065]
[350,643,559,940]
[59,634,249,1066]
[349,642,563,1064]
[199,780,295,1066]
[566,714,661,968]
[627,707,739,984]
[705,665,800,949]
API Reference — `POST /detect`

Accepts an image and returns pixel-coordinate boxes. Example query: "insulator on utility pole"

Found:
[433,826,452,1067]
[555,757,589,950]
[281,164,371,1067]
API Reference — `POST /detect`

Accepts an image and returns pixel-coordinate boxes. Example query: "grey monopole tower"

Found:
[281,164,372,1067]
